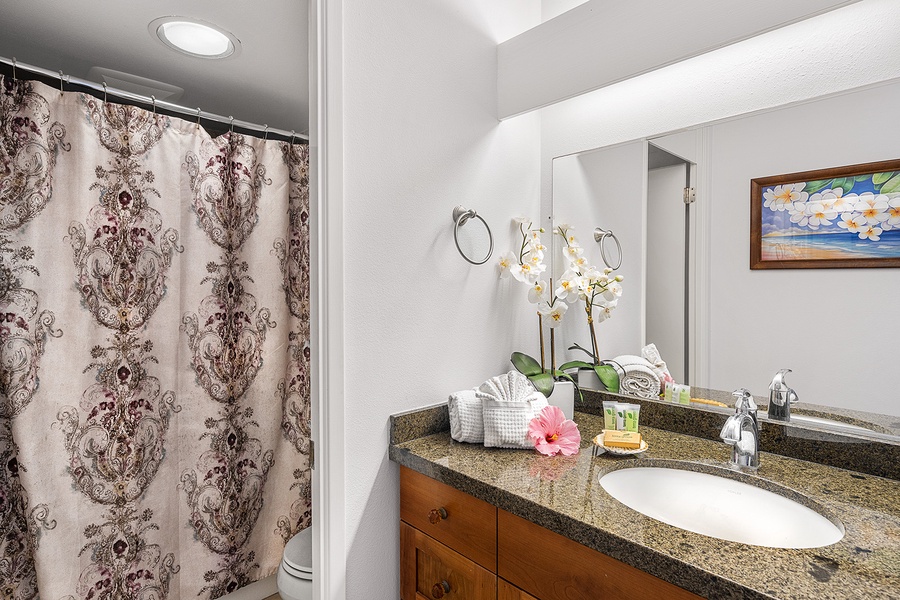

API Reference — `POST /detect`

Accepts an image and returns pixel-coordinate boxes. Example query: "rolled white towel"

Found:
[478,371,547,449]
[611,355,661,400]
[641,343,673,387]
[448,389,484,443]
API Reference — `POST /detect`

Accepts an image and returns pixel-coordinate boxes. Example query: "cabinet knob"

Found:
[427,507,448,524]
[431,580,451,598]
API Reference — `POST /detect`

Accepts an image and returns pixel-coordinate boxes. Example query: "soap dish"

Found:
[592,432,648,456]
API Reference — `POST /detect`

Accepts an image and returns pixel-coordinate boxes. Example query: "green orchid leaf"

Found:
[567,343,596,360]
[559,360,594,372]
[801,178,832,194]
[511,352,543,377]
[857,174,876,182]
[872,171,894,185]
[879,173,900,194]
[529,372,555,397]
[595,364,620,393]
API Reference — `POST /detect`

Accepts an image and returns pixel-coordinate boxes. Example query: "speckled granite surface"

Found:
[389,410,900,600]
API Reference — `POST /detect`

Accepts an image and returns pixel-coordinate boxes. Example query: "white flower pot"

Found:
[548,380,575,421]
[578,369,603,391]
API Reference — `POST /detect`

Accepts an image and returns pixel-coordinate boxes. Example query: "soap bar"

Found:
[602,429,642,449]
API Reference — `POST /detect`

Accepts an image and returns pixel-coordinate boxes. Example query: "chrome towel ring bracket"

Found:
[593,227,623,270]
[452,205,493,265]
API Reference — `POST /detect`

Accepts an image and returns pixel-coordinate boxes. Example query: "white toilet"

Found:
[276,527,312,600]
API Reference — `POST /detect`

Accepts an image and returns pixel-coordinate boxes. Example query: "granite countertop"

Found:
[389,408,900,600]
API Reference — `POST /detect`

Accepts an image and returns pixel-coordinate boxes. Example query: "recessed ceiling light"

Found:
[150,17,240,59]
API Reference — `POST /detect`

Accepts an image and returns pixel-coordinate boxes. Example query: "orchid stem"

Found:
[550,328,556,374]
[588,308,600,366]
[538,313,545,371]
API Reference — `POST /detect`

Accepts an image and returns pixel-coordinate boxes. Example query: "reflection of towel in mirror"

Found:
[449,389,484,443]
[641,343,674,387]
[611,355,662,399]
[477,371,547,449]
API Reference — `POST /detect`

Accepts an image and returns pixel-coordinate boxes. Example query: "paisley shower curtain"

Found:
[0,75,311,599]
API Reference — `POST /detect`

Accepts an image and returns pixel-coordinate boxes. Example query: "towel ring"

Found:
[593,227,623,270]
[452,205,493,265]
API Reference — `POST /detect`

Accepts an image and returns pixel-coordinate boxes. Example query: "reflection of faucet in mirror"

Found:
[719,389,759,470]
[768,369,798,422]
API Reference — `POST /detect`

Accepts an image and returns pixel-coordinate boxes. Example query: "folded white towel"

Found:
[481,394,548,448]
[611,355,661,399]
[448,389,484,443]
[641,343,673,386]
[478,371,547,449]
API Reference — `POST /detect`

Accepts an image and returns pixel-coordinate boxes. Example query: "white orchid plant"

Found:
[552,224,623,392]
[498,217,576,397]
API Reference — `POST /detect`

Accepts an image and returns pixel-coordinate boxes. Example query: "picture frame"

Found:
[751,158,900,269]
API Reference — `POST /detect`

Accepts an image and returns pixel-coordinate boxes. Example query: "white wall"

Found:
[340,1,541,597]
[703,83,900,414]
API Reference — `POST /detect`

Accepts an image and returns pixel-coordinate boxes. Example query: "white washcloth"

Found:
[448,389,484,443]
[612,355,661,399]
[478,371,547,449]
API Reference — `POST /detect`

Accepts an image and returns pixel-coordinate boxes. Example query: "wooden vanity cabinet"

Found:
[399,466,702,600]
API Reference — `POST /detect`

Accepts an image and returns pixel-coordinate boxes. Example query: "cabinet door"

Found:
[499,578,539,600]
[498,510,702,600]
[400,466,497,570]
[401,522,496,600]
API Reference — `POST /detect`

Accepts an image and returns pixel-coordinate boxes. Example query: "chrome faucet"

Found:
[768,368,798,422]
[719,388,759,470]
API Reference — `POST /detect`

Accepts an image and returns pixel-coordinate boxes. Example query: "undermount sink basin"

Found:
[599,465,844,549]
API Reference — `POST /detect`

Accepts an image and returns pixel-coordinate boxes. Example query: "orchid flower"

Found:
[498,251,516,279]
[539,301,567,328]
[528,280,548,304]
[527,405,581,456]
[554,270,581,303]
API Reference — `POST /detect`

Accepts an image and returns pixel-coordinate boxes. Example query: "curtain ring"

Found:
[59,70,65,91]
[229,116,235,133]
[290,130,296,145]
[151,95,156,114]
[11,57,16,80]
[102,82,108,102]
[263,124,269,140]
[593,227,623,270]
[196,107,202,129]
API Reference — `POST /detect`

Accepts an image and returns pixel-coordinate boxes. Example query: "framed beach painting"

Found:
[751,159,900,269]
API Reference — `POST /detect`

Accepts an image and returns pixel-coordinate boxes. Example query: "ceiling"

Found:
[0,0,309,134]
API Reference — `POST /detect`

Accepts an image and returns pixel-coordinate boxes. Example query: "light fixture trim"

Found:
[150,16,241,59]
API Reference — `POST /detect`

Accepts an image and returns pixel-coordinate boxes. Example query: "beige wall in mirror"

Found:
[542,0,900,433]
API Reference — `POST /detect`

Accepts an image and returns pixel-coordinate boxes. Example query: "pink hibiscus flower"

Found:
[527,405,581,456]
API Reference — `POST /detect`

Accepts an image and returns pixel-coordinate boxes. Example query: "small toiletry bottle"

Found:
[625,404,641,432]
[615,403,627,430]
[602,401,617,430]
[679,384,691,405]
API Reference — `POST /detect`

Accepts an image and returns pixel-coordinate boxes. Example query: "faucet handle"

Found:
[769,369,798,405]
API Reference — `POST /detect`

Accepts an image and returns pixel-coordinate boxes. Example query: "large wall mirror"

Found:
[550,80,900,440]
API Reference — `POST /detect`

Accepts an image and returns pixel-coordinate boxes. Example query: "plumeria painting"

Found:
[751,160,900,269]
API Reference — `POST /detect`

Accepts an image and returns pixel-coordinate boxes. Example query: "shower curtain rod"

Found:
[0,55,309,143]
